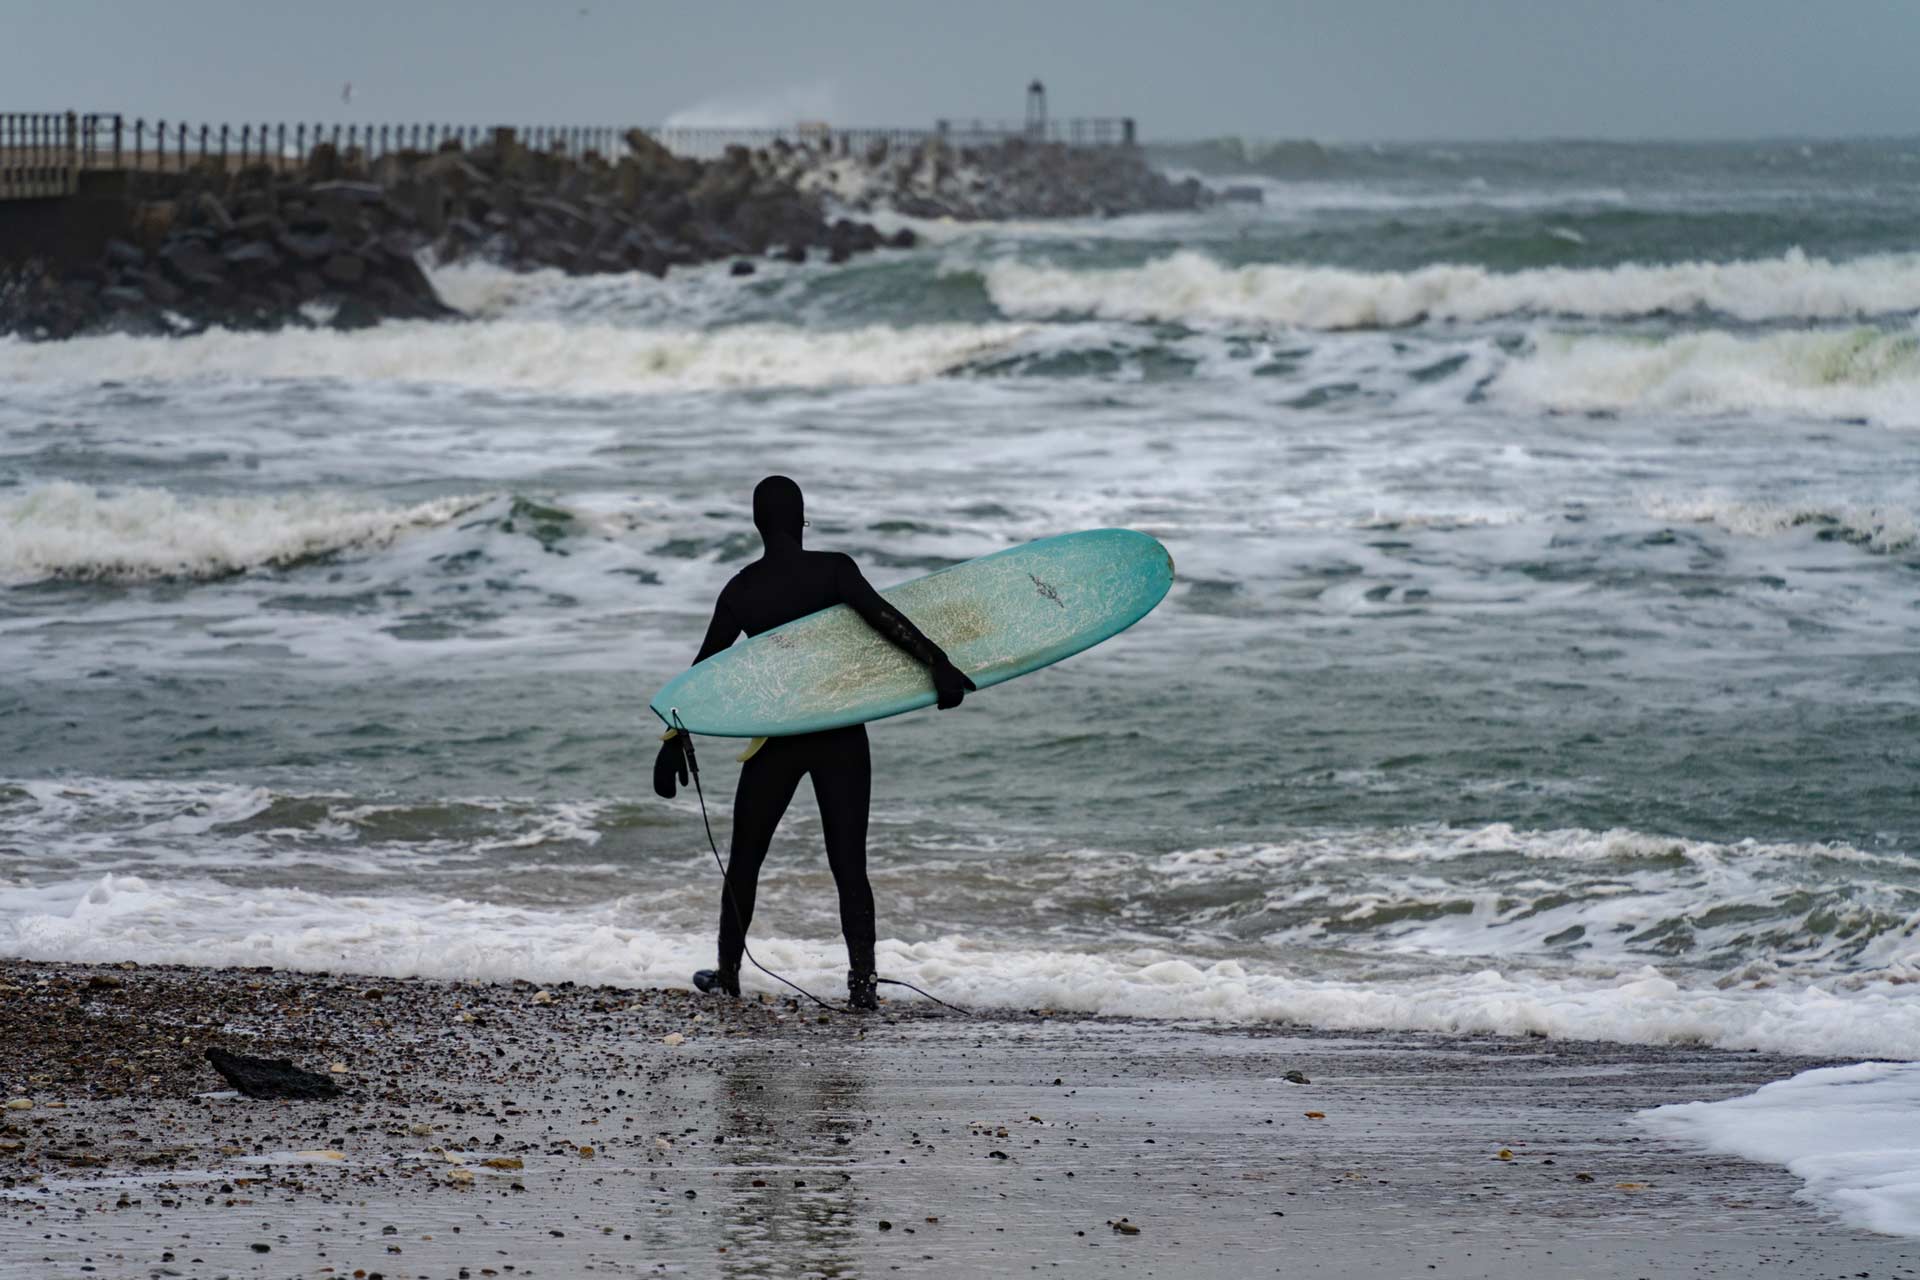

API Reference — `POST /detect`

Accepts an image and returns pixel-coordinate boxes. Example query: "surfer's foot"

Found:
[847,970,879,1011]
[693,967,740,998]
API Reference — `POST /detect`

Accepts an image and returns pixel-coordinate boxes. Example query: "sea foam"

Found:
[0,482,483,583]
[1643,1062,1920,1237]
[984,248,1920,329]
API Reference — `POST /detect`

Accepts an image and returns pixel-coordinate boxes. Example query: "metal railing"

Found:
[1,112,1143,198]
[0,112,80,199]
[83,118,635,173]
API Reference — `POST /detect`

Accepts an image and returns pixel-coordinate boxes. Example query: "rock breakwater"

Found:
[776,136,1212,221]
[0,130,908,339]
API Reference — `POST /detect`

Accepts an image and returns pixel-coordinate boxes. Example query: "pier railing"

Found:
[1,112,1141,198]
[0,112,83,199]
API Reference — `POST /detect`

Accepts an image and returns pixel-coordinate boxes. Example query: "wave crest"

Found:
[0,320,1031,394]
[0,482,484,583]
[984,248,1920,330]
[1496,326,1920,426]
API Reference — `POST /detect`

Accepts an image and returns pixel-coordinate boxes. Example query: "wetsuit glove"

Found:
[653,731,689,799]
[932,657,976,710]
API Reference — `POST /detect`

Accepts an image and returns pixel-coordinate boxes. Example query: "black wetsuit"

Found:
[657,476,971,982]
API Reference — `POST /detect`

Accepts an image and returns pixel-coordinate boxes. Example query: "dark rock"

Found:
[729,259,756,277]
[100,286,146,309]
[779,243,806,264]
[323,253,367,285]
[309,180,388,205]
[231,212,287,240]
[889,228,918,249]
[307,142,342,181]
[223,241,281,273]
[136,272,182,306]
[331,296,384,329]
[203,1047,342,1101]
[416,152,492,193]
[103,239,145,268]
[276,230,339,264]
[157,239,220,283]
[193,192,235,232]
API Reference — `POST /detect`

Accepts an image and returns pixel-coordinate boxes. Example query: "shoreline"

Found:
[3,957,1914,1278]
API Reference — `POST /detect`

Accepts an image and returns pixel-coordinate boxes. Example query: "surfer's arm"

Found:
[692,595,742,664]
[831,555,976,709]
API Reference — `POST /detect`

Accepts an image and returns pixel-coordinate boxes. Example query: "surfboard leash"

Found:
[669,710,971,1018]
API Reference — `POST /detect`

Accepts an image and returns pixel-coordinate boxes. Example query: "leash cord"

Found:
[670,711,971,1018]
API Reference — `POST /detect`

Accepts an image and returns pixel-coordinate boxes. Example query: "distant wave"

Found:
[984,248,1920,329]
[0,320,1031,394]
[0,482,483,583]
[1496,326,1920,427]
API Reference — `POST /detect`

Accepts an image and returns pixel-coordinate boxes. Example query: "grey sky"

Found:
[5,0,1917,142]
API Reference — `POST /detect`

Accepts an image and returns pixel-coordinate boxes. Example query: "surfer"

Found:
[654,475,975,1010]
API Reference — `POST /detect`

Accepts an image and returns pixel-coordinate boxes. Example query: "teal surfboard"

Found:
[650,528,1173,738]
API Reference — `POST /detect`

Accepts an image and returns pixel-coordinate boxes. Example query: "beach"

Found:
[6,957,1913,1279]
[6,135,1920,1274]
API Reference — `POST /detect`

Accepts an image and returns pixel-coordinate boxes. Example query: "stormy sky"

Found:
[4,0,1917,142]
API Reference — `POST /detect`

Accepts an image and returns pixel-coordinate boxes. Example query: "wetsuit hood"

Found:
[753,475,805,550]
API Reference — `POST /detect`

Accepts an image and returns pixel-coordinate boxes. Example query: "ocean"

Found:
[3,138,1917,1059]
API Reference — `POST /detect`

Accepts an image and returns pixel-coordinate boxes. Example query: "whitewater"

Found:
[4,138,1919,1070]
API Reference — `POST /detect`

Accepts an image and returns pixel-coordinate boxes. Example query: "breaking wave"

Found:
[7,868,1920,1059]
[983,248,1920,330]
[1495,326,1920,426]
[0,482,484,583]
[4,781,1920,1058]
[0,320,1031,394]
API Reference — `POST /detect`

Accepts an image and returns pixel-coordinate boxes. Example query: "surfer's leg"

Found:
[715,740,806,974]
[811,726,875,991]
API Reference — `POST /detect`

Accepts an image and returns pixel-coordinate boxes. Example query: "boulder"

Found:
[104,239,145,268]
[323,252,367,285]
[223,241,282,273]
[276,229,340,263]
[193,191,235,232]
[158,238,221,283]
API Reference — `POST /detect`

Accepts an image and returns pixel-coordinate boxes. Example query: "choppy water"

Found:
[3,139,1918,1057]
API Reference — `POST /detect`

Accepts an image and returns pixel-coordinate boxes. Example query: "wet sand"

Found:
[2,958,1913,1279]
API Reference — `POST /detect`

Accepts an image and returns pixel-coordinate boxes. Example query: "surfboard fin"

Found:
[737,737,768,763]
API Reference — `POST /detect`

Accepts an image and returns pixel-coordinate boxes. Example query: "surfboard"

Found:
[650,528,1173,738]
